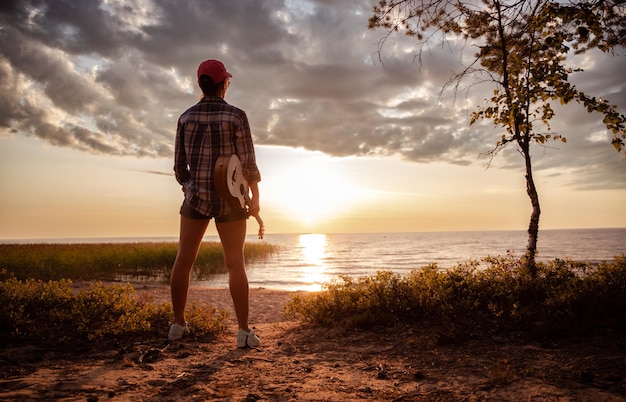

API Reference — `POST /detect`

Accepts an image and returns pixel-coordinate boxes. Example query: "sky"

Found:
[0,0,625,240]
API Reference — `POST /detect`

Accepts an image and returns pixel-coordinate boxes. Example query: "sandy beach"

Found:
[1,283,625,401]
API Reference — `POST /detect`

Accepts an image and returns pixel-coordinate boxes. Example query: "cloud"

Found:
[0,0,624,188]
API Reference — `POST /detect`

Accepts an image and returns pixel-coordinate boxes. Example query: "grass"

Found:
[0,241,279,281]
[285,255,626,340]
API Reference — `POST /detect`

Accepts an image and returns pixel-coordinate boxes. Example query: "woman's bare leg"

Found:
[170,216,210,326]
[216,219,251,331]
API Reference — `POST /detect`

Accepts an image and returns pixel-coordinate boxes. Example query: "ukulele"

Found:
[214,154,265,239]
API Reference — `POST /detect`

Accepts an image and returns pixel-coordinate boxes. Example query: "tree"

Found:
[369,0,626,275]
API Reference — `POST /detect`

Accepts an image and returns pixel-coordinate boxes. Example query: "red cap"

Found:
[197,59,232,83]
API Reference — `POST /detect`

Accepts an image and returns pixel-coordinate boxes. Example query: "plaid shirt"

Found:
[174,96,261,217]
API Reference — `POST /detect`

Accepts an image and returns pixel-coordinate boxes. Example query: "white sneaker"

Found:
[237,328,260,348]
[168,323,188,341]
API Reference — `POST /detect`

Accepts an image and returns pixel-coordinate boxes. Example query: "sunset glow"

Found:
[297,233,330,291]
[268,157,371,226]
[0,1,624,240]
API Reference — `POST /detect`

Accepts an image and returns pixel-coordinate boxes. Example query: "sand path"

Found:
[1,284,624,401]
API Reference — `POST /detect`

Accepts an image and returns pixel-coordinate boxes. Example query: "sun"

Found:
[268,157,363,227]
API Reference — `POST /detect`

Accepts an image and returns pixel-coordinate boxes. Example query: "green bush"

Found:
[0,275,228,349]
[285,255,626,338]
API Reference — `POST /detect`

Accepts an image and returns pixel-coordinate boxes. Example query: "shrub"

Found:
[0,276,228,349]
[285,255,626,338]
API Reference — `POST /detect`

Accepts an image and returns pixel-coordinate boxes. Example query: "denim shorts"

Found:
[180,201,247,222]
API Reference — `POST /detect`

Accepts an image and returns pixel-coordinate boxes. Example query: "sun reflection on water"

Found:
[298,233,330,291]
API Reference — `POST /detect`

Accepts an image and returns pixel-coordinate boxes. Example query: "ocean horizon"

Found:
[3,227,625,245]
[237,228,625,291]
[4,228,624,292]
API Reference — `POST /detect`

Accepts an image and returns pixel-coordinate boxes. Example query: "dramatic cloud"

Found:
[1,0,624,185]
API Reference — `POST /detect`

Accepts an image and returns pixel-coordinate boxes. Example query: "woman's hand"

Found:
[247,196,260,217]
[247,181,260,217]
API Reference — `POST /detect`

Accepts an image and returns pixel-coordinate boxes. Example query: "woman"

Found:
[169,59,261,348]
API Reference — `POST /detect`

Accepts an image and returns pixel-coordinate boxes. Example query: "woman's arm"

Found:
[173,120,191,185]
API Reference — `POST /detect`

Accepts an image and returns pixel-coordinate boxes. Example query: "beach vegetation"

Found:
[285,255,626,340]
[0,241,278,282]
[369,0,626,274]
[0,273,228,349]
[0,241,277,349]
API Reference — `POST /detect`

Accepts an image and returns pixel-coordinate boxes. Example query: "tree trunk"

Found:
[523,146,540,277]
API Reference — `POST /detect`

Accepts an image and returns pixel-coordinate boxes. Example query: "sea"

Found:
[6,228,625,292]
[210,228,626,291]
